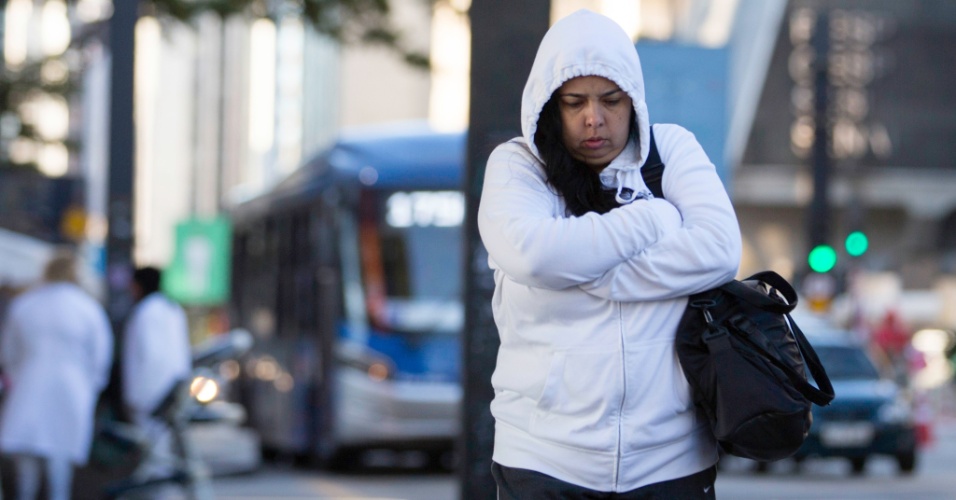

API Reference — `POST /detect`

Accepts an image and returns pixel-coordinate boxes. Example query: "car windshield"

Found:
[814,345,882,381]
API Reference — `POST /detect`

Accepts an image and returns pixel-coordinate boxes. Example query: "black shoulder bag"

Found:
[642,125,836,462]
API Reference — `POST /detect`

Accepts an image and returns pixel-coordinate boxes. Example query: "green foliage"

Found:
[148,0,430,69]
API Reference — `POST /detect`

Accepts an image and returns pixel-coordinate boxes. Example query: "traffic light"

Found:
[845,231,869,257]
[808,244,837,273]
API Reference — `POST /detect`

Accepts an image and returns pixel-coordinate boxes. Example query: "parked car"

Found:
[793,330,919,475]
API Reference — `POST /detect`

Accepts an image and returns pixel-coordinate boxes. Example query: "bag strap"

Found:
[641,125,665,199]
[712,271,834,405]
[720,271,798,314]
[716,313,835,407]
[787,318,836,406]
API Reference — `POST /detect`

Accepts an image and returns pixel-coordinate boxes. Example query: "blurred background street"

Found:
[2,0,956,499]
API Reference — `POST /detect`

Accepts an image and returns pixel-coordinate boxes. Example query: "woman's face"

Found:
[556,76,633,171]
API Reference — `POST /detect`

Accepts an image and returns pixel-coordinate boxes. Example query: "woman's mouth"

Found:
[584,138,606,149]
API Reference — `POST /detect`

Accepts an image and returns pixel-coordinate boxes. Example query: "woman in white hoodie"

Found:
[477,10,742,498]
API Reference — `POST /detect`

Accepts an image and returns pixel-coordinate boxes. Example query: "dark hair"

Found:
[533,94,637,216]
[133,266,162,296]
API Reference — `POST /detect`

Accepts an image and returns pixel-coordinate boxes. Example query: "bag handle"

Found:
[716,271,834,406]
[787,317,836,406]
[719,271,797,315]
[727,310,835,407]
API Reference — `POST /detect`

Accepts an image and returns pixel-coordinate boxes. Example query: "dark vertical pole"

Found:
[104,0,138,410]
[461,1,550,499]
[0,3,5,70]
[1,3,8,167]
[809,11,830,251]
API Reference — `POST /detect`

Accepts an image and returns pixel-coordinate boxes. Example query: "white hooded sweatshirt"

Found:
[477,9,742,492]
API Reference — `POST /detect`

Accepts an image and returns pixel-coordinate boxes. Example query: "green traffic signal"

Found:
[808,244,837,273]
[845,231,869,257]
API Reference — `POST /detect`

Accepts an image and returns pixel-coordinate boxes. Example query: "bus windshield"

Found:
[361,190,464,334]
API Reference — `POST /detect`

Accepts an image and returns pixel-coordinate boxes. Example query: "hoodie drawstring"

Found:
[601,168,653,204]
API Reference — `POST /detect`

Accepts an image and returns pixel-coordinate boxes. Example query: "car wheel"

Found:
[897,450,917,474]
[754,461,770,474]
[850,456,866,474]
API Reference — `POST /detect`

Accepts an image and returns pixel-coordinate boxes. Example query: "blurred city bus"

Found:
[228,123,465,468]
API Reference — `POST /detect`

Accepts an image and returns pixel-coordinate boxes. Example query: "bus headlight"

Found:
[338,343,394,382]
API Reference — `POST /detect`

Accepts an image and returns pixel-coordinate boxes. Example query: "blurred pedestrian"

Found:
[872,310,912,382]
[477,9,741,499]
[0,250,114,500]
[121,266,192,488]
[872,310,909,359]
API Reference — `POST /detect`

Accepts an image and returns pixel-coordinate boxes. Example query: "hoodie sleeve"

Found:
[579,125,741,301]
[478,141,683,290]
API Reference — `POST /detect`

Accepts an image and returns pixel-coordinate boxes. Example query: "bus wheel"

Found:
[328,448,362,472]
[850,456,867,475]
[429,449,458,471]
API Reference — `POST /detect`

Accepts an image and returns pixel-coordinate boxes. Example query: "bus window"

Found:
[360,190,464,334]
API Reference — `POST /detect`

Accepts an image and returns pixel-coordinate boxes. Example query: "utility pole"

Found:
[801,10,838,310]
[106,0,137,322]
[461,1,549,498]
[809,11,830,253]
[104,0,138,410]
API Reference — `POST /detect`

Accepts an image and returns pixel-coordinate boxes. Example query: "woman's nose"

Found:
[585,103,604,128]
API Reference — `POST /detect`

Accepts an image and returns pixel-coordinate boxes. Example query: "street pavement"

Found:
[62,421,261,499]
[205,416,956,500]
[53,386,956,499]
[213,467,456,500]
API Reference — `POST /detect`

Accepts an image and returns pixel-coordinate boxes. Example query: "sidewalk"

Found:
[188,420,262,476]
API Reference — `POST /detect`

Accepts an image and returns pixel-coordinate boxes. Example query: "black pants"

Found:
[491,462,717,500]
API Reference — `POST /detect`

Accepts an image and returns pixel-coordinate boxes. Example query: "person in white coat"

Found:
[477,10,742,499]
[0,251,114,500]
[121,266,192,485]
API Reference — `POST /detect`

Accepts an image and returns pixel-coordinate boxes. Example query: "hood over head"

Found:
[521,9,651,195]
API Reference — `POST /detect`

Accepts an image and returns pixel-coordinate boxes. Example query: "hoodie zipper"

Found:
[614,302,626,490]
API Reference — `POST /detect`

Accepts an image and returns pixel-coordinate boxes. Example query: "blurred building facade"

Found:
[126,0,440,268]
[0,0,437,302]
[0,0,437,271]
[0,0,98,289]
[734,0,956,328]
